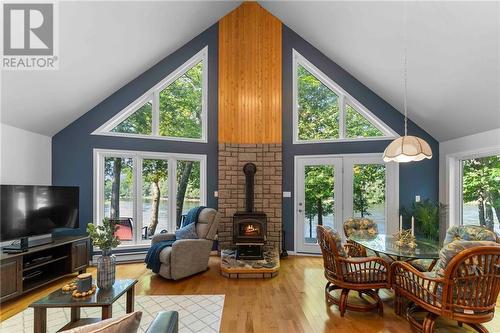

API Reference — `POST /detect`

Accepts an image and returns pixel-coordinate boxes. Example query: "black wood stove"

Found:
[233,163,266,260]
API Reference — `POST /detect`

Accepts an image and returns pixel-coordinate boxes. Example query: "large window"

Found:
[460,154,499,233]
[93,47,208,142]
[94,149,206,247]
[292,49,397,143]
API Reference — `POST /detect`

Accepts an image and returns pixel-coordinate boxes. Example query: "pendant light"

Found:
[383,4,432,163]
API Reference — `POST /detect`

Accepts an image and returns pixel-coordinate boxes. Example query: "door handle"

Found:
[298,209,303,213]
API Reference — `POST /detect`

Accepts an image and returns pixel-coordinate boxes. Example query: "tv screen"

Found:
[1,185,79,241]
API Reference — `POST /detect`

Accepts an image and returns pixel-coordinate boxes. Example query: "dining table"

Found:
[348,233,441,271]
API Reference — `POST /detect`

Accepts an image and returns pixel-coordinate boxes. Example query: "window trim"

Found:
[292,49,398,144]
[93,148,207,247]
[447,147,500,230]
[92,46,208,143]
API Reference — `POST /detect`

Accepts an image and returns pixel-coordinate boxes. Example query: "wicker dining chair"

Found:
[391,241,500,333]
[343,217,379,257]
[317,225,390,317]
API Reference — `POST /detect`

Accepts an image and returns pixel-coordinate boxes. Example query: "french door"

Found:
[295,154,398,254]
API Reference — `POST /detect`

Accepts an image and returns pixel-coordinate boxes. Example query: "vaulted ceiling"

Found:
[2,1,499,141]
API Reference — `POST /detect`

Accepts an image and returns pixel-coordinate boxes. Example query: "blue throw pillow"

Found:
[175,222,198,240]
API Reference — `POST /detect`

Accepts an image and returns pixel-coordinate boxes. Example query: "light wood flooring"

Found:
[1,255,499,333]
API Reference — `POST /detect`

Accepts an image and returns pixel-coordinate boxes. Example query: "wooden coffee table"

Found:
[29,279,137,333]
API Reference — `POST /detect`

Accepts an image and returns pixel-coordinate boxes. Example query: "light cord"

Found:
[403,1,408,136]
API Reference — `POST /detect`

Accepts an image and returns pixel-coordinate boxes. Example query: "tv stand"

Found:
[0,235,89,302]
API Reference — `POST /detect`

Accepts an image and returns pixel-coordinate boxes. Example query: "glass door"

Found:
[343,156,390,234]
[295,157,342,254]
[295,154,398,254]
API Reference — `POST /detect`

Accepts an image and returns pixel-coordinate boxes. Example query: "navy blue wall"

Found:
[281,25,439,250]
[52,24,219,239]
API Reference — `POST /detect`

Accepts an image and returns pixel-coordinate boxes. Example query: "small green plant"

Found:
[87,218,120,251]
[412,199,440,242]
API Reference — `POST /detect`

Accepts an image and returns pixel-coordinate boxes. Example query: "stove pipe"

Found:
[243,163,257,212]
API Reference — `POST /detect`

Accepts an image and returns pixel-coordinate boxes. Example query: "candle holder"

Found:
[394,229,417,249]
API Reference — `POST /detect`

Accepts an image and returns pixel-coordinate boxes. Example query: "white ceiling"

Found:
[1,1,499,141]
[261,1,500,141]
[1,1,239,136]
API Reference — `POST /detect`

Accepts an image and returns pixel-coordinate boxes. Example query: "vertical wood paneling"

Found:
[219,2,282,144]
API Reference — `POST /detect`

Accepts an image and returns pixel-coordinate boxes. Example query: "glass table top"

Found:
[349,234,440,259]
[30,279,137,308]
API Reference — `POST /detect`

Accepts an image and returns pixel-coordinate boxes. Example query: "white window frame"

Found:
[447,147,500,230]
[292,49,398,144]
[93,148,207,249]
[92,47,209,143]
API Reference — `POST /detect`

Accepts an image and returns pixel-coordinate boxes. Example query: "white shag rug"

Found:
[0,295,225,333]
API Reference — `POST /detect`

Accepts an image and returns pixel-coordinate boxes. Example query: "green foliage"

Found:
[297,65,339,140]
[411,199,440,242]
[462,155,500,230]
[177,160,200,199]
[345,104,383,138]
[87,218,121,251]
[104,158,133,204]
[304,165,334,222]
[111,102,152,134]
[352,164,385,216]
[159,62,203,139]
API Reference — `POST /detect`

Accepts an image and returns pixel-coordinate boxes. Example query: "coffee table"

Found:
[29,279,137,333]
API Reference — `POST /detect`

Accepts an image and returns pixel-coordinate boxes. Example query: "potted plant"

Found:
[87,218,120,289]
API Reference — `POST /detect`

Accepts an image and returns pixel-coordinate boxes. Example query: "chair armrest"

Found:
[145,311,179,333]
[340,256,390,284]
[171,239,212,253]
[151,233,176,245]
[344,242,366,257]
[391,261,445,307]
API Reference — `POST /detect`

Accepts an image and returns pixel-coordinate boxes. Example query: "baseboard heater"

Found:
[91,251,147,264]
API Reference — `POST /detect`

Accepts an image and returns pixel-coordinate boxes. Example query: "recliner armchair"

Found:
[150,208,220,280]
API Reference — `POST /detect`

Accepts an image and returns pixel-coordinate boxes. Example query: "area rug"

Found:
[0,295,225,333]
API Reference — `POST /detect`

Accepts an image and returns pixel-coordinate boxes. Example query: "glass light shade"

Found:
[383,135,432,163]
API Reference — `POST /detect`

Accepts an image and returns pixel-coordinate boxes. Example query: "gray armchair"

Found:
[151,208,220,280]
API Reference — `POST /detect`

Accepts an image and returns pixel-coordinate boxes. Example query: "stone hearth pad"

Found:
[220,249,280,279]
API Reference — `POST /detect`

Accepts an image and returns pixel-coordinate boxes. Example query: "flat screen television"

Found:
[1,185,79,242]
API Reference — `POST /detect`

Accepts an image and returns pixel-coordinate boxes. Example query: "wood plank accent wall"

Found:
[218,2,282,144]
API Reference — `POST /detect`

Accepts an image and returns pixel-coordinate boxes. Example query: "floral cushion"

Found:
[443,225,498,246]
[343,217,378,239]
[324,226,347,258]
[433,240,500,277]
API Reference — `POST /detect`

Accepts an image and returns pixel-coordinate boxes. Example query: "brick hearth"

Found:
[217,143,282,251]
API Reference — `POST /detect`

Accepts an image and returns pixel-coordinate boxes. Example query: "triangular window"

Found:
[293,49,397,143]
[345,103,384,138]
[297,64,339,140]
[111,100,152,135]
[93,47,207,142]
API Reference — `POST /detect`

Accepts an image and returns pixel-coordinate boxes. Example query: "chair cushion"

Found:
[434,240,500,277]
[175,222,198,240]
[61,311,142,333]
[344,217,378,238]
[324,226,347,258]
[443,225,498,246]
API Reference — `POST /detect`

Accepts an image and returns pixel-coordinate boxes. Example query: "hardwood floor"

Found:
[1,256,499,332]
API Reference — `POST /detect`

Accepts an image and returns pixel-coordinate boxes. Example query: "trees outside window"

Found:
[293,50,397,143]
[462,155,500,232]
[96,150,206,246]
[94,47,207,142]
